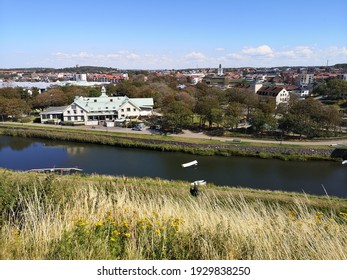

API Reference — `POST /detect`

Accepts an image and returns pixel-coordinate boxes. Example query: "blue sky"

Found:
[0,0,346,69]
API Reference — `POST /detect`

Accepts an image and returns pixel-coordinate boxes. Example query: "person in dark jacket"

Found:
[190,183,199,196]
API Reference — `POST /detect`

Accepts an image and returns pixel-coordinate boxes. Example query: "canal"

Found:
[1,135,346,198]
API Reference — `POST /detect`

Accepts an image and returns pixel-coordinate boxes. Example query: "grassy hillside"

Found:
[0,169,347,260]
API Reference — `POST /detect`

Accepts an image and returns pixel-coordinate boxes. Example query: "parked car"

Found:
[132,123,145,131]
[150,125,161,130]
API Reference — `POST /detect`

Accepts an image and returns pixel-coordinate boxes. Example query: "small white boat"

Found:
[342,160,347,165]
[182,160,198,168]
[191,180,206,186]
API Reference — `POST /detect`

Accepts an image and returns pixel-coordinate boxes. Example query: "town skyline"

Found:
[1,0,346,69]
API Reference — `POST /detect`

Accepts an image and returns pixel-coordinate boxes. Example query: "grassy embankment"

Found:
[0,169,347,260]
[0,124,342,161]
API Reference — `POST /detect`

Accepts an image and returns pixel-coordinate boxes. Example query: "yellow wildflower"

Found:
[121,221,129,228]
[124,233,131,238]
[95,221,103,227]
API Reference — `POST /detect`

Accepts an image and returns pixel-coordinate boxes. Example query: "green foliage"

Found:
[161,100,193,132]
[278,98,342,138]
[314,79,347,99]
[250,109,277,133]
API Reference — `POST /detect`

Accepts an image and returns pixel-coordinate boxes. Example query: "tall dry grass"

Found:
[0,171,347,259]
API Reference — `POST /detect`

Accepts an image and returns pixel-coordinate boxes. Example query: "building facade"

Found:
[40,86,154,126]
[256,86,290,106]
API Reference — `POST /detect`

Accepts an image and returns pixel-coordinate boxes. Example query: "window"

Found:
[67,110,70,114]
[94,99,97,102]
[106,107,108,110]
[133,108,137,111]
[110,99,113,102]
[127,108,131,112]
[73,110,77,114]
[121,109,124,112]
[68,116,71,121]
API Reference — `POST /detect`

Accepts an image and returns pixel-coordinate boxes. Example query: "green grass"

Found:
[0,169,347,260]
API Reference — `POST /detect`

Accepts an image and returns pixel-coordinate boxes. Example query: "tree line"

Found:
[1,76,346,139]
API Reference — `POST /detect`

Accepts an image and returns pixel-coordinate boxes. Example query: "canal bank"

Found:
[1,124,347,162]
[2,134,347,197]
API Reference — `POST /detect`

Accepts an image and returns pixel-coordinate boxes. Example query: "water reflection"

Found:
[1,135,346,198]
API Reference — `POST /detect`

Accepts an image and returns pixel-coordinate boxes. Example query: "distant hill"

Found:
[334,63,347,70]
[58,66,119,73]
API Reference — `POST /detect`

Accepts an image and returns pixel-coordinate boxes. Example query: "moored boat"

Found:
[190,180,206,186]
[182,160,198,168]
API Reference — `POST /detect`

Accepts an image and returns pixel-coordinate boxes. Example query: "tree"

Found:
[0,87,21,99]
[226,88,259,121]
[0,98,31,120]
[223,102,243,130]
[314,79,347,99]
[210,108,224,128]
[114,81,138,97]
[250,109,277,133]
[195,95,220,127]
[279,97,342,138]
[326,79,347,99]
[33,88,67,109]
[161,101,193,133]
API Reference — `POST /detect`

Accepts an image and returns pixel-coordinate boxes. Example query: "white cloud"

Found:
[328,46,347,57]
[54,50,141,63]
[184,51,206,60]
[241,45,274,57]
[49,45,346,69]
[279,46,314,59]
[215,48,225,52]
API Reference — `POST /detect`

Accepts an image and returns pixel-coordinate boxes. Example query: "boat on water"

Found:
[27,167,83,175]
[190,180,206,186]
[182,160,198,168]
[342,160,347,165]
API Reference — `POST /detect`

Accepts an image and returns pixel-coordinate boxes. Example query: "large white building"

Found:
[40,86,154,126]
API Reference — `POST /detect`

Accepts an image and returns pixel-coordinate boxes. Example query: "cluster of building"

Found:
[0,68,129,93]
[173,64,347,106]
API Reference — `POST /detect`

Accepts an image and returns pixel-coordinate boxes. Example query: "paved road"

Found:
[3,122,347,147]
